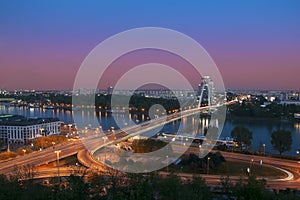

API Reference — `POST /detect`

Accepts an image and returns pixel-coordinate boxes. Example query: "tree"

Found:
[231,126,253,151]
[234,175,269,200]
[271,129,292,155]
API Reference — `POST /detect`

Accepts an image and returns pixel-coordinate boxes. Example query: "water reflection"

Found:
[295,122,300,133]
[0,106,299,155]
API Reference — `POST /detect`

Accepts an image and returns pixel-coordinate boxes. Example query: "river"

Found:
[1,106,299,155]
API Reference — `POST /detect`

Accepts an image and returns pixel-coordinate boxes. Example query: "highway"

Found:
[31,147,300,190]
[84,101,235,156]
[185,146,300,189]
[1,139,299,190]
[0,140,84,175]
[1,99,300,189]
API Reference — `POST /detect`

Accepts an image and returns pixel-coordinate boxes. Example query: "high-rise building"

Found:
[107,86,114,95]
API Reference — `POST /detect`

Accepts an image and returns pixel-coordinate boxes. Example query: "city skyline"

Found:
[1,1,300,91]
[1,2,300,196]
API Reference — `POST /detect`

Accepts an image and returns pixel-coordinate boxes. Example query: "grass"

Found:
[0,151,17,160]
[211,161,286,177]
[167,161,285,178]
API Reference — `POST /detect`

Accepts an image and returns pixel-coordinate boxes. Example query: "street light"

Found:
[166,155,169,173]
[68,124,72,134]
[22,149,26,156]
[199,145,202,158]
[40,128,44,137]
[247,167,251,176]
[54,150,61,183]
[297,151,300,163]
[263,144,266,156]
[207,157,211,174]
[103,137,108,163]
[250,158,254,168]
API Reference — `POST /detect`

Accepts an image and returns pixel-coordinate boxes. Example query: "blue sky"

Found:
[0,0,300,90]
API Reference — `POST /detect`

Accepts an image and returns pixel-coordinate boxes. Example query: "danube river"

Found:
[1,106,299,155]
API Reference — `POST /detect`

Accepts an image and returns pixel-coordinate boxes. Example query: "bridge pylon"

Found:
[197,76,214,113]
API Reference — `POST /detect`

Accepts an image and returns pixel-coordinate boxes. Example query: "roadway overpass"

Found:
[0,137,299,189]
[0,140,84,175]
[0,99,299,189]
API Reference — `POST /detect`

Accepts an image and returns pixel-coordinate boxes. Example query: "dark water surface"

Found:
[1,106,299,155]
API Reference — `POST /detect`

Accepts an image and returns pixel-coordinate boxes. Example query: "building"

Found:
[0,114,61,144]
[107,86,114,95]
[294,113,300,119]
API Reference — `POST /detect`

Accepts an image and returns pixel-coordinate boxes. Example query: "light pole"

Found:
[250,158,254,168]
[40,128,44,137]
[263,144,266,156]
[297,151,300,163]
[110,126,116,140]
[199,145,202,158]
[247,167,251,176]
[7,133,10,152]
[22,149,26,156]
[68,124,72,134]
[103,137,108,163]
[166,155,169,173]
[54,150,61,183]
[207,157,210,174]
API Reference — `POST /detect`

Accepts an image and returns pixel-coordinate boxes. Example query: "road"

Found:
[186,147,300,189]
[1,139,299,190]
[1,100,300,189]
[83,101,236,156]
[0,140,84,175]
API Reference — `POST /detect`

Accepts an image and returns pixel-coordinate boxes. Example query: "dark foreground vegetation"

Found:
[1,169,300,200]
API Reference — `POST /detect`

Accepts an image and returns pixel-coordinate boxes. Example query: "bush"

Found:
[0,151,17,160]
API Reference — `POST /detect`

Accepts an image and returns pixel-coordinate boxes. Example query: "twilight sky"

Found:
[0,0,300,91]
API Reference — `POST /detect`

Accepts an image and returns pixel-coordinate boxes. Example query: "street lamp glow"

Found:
[250,158,254,168]
[40,128,44,136]
[207,157,211,174]
[198,145,202,158]
[22,149,26,156]
[54,150,61,183]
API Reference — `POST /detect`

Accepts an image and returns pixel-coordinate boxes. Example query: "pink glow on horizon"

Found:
[1,45,300,91]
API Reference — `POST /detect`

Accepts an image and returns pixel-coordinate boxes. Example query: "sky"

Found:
[0,0,300,91]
